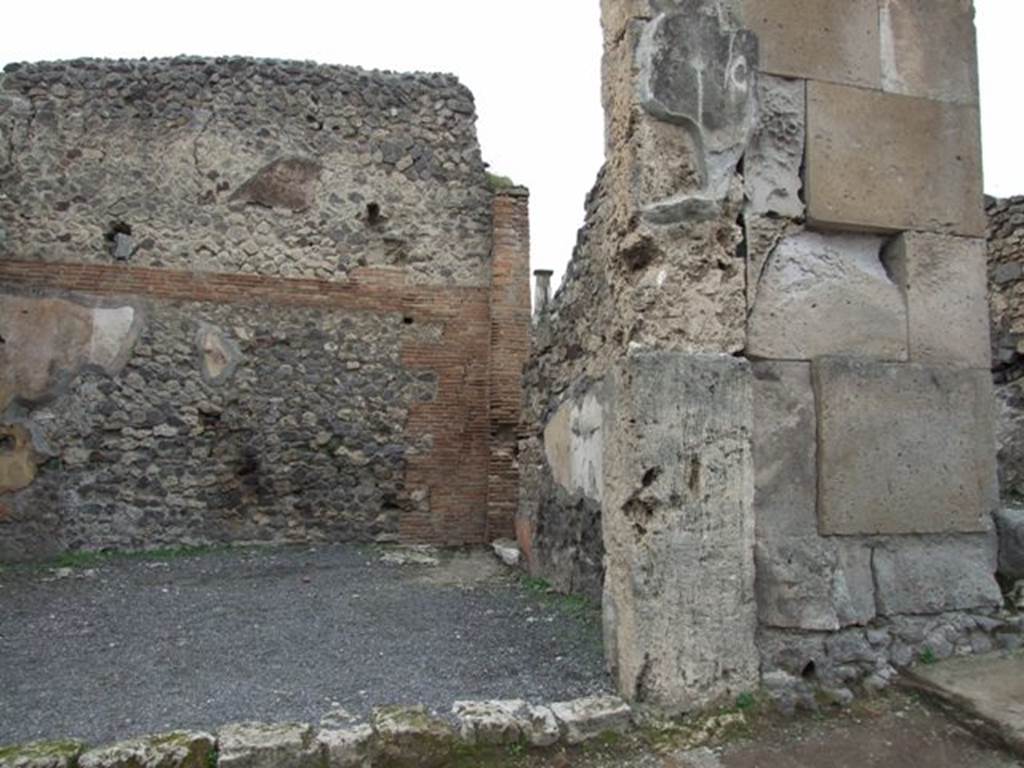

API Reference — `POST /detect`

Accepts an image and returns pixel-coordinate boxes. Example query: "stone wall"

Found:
[0,58,531,561]
[521,0,1013,713]
[988,196,1024,501]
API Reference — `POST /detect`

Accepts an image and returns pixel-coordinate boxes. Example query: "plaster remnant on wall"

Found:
[746,231,907,361]
[636,0,757,218]
[0,294,142,410]
[230,156,323,212]
[0,423,40,494]
[543,392,605,503]
[196,323,241,386]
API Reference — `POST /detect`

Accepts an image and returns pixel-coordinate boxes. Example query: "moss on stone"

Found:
[0,740,83,767]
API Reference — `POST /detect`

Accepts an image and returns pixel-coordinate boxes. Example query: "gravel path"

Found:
[0,545,609,746]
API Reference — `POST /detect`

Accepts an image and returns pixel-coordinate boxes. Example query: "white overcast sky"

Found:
[2,1,1020,289]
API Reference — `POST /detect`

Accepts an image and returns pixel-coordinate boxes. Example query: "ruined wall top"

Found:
[0,57,493,285]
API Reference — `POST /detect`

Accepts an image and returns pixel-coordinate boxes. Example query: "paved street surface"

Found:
[0,545,609,745]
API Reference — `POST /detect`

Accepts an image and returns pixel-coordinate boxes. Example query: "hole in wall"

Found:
[801,661,816,679]
[0,434,15,453]
[103,221,133,241]
[402,316,414,325]
[366,202,381,225]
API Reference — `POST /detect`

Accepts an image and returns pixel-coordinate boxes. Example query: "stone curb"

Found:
[0,695,632,768]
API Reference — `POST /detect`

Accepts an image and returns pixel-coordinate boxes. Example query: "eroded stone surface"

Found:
[886,232,990,368]
[747,230,907,361]
[814,358,997,536]
[873,536,1002,616]
[755,539,875,631]
[745,74,804,217]
[806,80,985,237]
[78,732,213,768]
[603,353,757,711]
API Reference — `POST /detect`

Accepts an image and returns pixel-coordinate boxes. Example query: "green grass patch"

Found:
[486,172,518,191]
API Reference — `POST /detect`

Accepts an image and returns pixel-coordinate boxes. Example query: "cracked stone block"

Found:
[814,358,997,536]
[885,232,991,369]
[230,157,322,212]
[880,0,979,104]
[78,732,214,768]
[806,80,985,237]
[0,741,83,768]
[315,725,373,768]
[745,74,804,217]
[217,723,320,768]
[742,0,881,88]
[996,506,1024,582]
[746,230,907,361]
[549,695,632,745]
[603,353,758,711]
[873,536,1002,615]
[636,0,757,212]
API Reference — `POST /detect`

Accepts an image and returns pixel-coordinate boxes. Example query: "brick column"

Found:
[487,188,532,541]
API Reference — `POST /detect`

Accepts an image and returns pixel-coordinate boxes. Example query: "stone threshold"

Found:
[899,650,1024,758]
[0,695,633,768]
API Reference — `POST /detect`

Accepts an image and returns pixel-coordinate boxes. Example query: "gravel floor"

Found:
[0,544,610,746]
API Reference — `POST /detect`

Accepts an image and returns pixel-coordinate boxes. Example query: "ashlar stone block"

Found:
[873,535,1002,615]
[806,81,985,237]
[752,362,876,631]
[885,232,991,368]
[813,358,997,536]
[746,230,908,361]
[741,0,881,88]
[880,0,979,105]
[603,353,758,712]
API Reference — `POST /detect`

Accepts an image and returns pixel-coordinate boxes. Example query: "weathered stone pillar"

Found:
[596,0,760,711]
[602,353,758,710]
